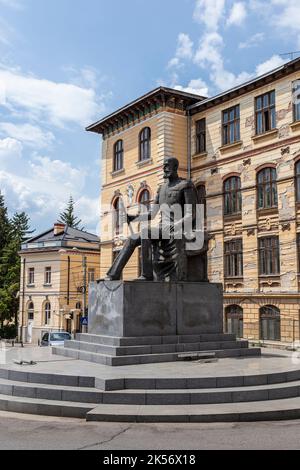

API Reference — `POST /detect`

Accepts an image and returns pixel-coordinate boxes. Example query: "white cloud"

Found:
[194,32,224,70]
[239,32,265,49]
[176,33,193,59]
[0,138,100,229]
[193,0,225,31]
[0,17,15,46]
[175,78,209,96]
[0,122,55,148]
[193,32,250,91]
[167,33,193,69]
[0,137,22,170]
[0,0,23,9]
[255,54,286,76]
[75,195,100,229]
[271,0,300,31]
[227,2,247,26]
[167,57,181,69]
[0,67,103,127]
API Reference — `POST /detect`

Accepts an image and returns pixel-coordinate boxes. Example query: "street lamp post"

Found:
[82,255,88,333]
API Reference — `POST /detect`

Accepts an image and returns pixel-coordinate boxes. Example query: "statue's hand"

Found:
[127,214,136,224]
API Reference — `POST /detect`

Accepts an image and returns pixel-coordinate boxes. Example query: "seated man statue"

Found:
[106,156,208,282]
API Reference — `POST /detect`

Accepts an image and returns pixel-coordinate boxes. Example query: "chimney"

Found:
[54,223,66,236]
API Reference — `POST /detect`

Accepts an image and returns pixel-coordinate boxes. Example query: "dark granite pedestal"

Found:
[54,280,261,366]
[88,281,223,337]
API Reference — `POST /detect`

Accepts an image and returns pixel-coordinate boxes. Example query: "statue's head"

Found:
[163,157,179,179]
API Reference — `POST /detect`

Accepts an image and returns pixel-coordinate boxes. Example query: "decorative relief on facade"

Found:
[245,116,255,129]
[260,279,280,288]
[230,224,236,236]
[276,102,292,122]
[126,184,135,205]
[225,282,244,291]
[266,218,272,231]
[281,222,291,232]
[281,146,290,156]
[247,228,256,236]
[279,124,290,139]
[113,238,125,249]
[243,158,251,167]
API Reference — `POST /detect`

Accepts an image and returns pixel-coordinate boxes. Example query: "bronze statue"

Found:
[106,157,208,282]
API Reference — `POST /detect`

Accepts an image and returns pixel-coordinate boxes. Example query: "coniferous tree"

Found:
[0,192,10,258]
[0,198,34,333]
[59,196,84,230]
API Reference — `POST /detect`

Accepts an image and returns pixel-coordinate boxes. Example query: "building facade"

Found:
[88,58,300,346]
[19,223,100,344]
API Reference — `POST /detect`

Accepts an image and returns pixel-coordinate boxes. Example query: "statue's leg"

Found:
[138,238,153,281]
[106,235,141,280]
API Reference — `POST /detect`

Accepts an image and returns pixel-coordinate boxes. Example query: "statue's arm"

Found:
[127,187,160,223]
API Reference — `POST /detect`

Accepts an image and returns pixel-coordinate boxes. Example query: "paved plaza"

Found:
[0,410,299,450]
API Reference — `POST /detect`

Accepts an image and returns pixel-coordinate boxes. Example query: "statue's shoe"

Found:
[134,276,154,281]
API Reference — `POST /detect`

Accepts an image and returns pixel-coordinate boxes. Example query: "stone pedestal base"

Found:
[88,281,223,337]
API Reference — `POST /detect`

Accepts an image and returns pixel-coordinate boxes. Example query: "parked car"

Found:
[41,331,72,347]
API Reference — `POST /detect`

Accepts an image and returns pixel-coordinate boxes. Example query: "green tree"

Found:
[0,192,10,257]
[59,196,84,230]
[0,203,33,331]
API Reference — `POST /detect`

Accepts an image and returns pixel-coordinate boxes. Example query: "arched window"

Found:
[224,176,242,216]
[113,140,124,172]
[44,302,51,326]
[27,302,34,321]
[197,184,206,221]
[113,197,123,235]
[139,127,151,161]
[257,167,277,209]
[225,305,243,338]
[260,305,281,341]
[296,161,300,202]
[139,189,151,208]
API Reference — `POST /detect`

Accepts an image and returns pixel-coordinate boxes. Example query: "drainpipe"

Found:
[187,109,192,180]
[67,256,70,305]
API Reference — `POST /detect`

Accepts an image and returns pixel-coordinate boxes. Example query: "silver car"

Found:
[41,331,72,347]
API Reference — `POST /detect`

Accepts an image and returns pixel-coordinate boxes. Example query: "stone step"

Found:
[64,339,248,357]
[98,369,300,391]
[0,393,97,419]
[86,397,300,423]
[75,333,237,347]
[0,367,95,388]
[0,378,103,404]
[100,380,300,405]
[1,377,300,406]
[53,346,261,367]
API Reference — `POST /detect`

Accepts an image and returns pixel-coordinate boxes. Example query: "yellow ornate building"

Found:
[19,223,100,344]
[88,57,300,346]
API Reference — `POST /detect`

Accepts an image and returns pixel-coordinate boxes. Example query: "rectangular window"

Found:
[222,105,240,145]
[28,268,35,285]
[224,239,243,278]
[196,118,206,154]
[259,237,280,275]
[293,81,300,122]
[45,267,51,285]
[255,91,276,134]
[88,268,95,283]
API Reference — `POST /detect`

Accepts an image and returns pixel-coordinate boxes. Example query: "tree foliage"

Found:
[0,195,33,330]
[59,196,84,230]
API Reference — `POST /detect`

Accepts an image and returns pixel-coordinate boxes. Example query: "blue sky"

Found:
[0,0,299,234]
